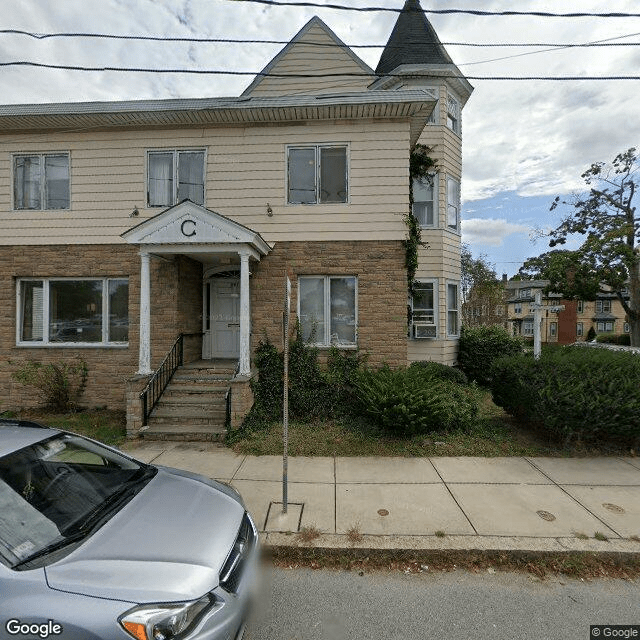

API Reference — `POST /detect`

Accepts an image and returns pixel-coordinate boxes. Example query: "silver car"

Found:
[0,419,258,640]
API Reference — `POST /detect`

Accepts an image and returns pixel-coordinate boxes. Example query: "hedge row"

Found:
[490,347,640,446]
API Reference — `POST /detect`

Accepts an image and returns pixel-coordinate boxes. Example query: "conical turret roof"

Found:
[376,0,454,75]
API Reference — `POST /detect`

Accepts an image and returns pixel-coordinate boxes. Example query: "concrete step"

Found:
[142,423,226,442]
[161,390,228,402]
[151,405,226,419]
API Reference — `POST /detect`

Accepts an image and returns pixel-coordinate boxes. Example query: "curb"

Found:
[262,532,640,554]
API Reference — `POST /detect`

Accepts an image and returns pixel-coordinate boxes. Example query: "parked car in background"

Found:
[0,419,258,640]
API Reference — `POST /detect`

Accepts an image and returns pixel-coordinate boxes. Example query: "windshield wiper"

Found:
[12,530,87,569]
[67,466,156,535]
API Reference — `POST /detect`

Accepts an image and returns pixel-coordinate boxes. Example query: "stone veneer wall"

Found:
[250,241,408,368]
[0,246,203,410]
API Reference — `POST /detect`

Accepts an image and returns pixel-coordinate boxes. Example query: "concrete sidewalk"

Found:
[122,441,640,554]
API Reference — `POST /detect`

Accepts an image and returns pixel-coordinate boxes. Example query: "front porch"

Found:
[121,201,271,438]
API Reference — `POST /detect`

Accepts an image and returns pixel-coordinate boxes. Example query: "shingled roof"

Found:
[376,0,454,75]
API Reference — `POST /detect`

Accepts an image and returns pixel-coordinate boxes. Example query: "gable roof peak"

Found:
[376,0,455,75]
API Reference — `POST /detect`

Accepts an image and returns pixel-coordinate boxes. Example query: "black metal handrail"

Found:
[140,334,184,426]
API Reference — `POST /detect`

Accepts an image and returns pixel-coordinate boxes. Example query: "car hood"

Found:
[45,468,245,603]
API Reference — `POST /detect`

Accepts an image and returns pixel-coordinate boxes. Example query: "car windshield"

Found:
[0,434,154,569]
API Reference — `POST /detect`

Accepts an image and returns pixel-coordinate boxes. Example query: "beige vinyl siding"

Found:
[246,23,374,97]
[0,119,410,245]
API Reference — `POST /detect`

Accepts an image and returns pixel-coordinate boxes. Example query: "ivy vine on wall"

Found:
[405,144,437,295]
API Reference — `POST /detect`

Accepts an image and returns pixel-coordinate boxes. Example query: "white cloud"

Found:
[462,217,530,247]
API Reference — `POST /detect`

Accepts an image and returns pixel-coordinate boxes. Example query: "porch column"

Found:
[138,251,152,375]
[239,250,251,376]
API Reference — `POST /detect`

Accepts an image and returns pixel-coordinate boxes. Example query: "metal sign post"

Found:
[282,274,291,514]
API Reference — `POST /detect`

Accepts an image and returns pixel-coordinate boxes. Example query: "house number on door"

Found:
[181,219,196,237]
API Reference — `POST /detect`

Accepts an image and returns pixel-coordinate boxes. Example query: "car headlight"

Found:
[119,594,213,640]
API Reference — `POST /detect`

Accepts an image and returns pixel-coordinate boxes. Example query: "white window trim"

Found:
[549,322,557,337]
[412,173,439,229]
[576,322,584,337]
[297,275,358,348]
[523,320,534,336]
[286,144,349,206]
[514,302,522,314]
[16,277,129,348]
[146,148,206,208]
[446,92,461,136]
[411,278,439,339]
[12,152,71,211]
[446,175,461,233]
[446,280,460,338]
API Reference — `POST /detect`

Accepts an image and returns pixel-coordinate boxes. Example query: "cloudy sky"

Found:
[2,0,639,275]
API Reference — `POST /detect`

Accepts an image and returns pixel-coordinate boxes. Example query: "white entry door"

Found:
[202,278,240,359]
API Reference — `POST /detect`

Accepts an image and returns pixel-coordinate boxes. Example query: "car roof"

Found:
[0,419,61,456]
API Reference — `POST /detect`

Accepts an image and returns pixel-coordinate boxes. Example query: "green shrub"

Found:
[352,365,480,437]
[490,347,640,446]
[458,325,523,386]
[596,333,631,346]
[409,360,468,385]
[586,326,597,341]
[11,359,88,412]
[250,338,284,420]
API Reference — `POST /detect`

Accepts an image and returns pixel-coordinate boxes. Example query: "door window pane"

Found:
[177,151,205,205]
[320,147,347,203]
[330,277,356,344]
[288,148,316,204]
[299,277,325,342]
[49,281,103,343]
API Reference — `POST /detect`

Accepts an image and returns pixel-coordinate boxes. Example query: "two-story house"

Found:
[507,280,630,344]
[0,0,472,437]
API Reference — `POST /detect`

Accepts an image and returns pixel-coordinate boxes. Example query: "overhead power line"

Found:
[2,28,640,49]
[222,0,640,18]
[1,60,638,80]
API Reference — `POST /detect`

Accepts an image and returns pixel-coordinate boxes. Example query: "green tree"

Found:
[543,148,639,346]
[461,245,506,327]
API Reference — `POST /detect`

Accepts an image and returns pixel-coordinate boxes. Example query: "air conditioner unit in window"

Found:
[413,323,437,339]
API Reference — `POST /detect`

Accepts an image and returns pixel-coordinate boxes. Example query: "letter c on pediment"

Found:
[181,219,196,237]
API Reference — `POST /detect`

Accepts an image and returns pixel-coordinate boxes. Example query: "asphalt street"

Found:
[245,567,640,640]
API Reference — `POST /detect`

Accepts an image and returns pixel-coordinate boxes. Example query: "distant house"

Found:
[506,281,630,343]
[0,0,472,436]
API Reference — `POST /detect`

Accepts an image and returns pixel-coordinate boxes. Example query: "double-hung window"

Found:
[18,278,128,346]
[447,94,461,134]
[411,281,437,338]
[549,322,557,338]
[595,300,611,313]
[514,302,522,314]
[147,150,205,207]
[447,282,460,336]
[447,177,460,230]
[596,320,613,332]
[298,276,356,346]
[287,145,347,204]
[14,154,70,210]
[576,322,584,337]
[412,176,436,227]
[577,300,584,313]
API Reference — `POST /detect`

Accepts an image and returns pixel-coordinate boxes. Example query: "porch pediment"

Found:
[121,200,270,255]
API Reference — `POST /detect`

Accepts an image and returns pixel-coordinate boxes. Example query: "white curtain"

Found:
[148,153,173,206]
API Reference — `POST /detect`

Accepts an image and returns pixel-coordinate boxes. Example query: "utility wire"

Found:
[2,28,640,49]
[1,60,638,80]
[221,0,640,18]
